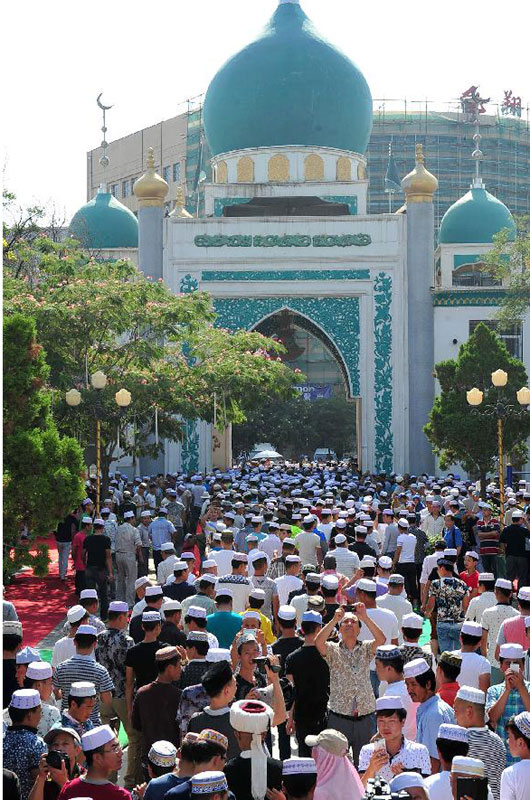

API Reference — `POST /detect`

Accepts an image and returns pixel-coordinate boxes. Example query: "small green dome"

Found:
[69,190,138,249]
[203,0,372,157]
[438,186,516,244]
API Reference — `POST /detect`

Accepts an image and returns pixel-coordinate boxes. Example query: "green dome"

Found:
[203,0,372,157]
[69,190,138,249]
[438,186,516,244]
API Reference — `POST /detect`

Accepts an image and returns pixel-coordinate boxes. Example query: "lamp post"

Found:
[466,371,530,525]
[66,373,131,514]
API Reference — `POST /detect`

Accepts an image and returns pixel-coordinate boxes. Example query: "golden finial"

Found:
[401,143,438,204]
[170,185,192,219]
[133,147,169,207]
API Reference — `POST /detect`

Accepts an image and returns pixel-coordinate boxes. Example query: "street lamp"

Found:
[466,370,530,525]
[65,374,132,514]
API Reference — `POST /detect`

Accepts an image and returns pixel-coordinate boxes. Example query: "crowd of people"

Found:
[4,464,530,800]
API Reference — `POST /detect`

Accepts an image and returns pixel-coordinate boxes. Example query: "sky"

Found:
[3,0,529,222]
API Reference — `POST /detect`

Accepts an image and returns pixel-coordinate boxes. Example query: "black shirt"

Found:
[500,524,530,557]
[3,659,19,709]
[56,514,77,544]
[180,660,209,690]
[3,769,21,800]
[322,602,340,625]
[125,640,166,689]
[272,635,303,677]
[129,608,164,643]
[160,622,187,647]
[285,644,330,724]
[235,669,267,701]
[83,534,111,568]
[225,755,283,800]
[349,541,377,559]
[163,582,197,602]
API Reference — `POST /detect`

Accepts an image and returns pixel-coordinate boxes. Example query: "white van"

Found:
[313,448,337,462]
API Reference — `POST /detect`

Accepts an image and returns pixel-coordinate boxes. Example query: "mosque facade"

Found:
[69,0,528,477]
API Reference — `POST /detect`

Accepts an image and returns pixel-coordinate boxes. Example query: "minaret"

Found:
[133,147,169,280]
[96,93,112,192]
[401,144,438,472]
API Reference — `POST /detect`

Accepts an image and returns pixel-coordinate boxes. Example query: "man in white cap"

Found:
[60,680,97,738]
[72,515,93,595]
[453,685,506,800]
[453,621,491,691]
[281,758,318,800]
[376,574,413,635]
[500,510,530,587]
[424,723,471,800]
[3,619,24,707]
[358,696,430,784]
[450,756,493,800]
[389,772,430,800]
[83,517,113,620]
[275,555,304,607]
[60,724,128,800]
[249,553,279,622]
[52,605,91,668]
[157,543,178,586]
[149,508,177,571]
[464,572,496,626]
[272,605,302,760]
[115,510,143,608]
[181,575,217,620]
[294,517,322,569]
[404,657,455,772]
[130,576,151,619]
[331,531,360,579]
[3,689,47,800]
[486,643,530,765]
[502,711,530,800]
[188,771,229,799]
[393,518,419,604]
[374,646,418,739]
[494,586,530,661]
[400,612,432,667]
[481,579,518,684]
[21,661,60,736]
[356,578,399,695]
[225,699,281,800]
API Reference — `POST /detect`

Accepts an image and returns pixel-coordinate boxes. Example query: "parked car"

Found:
[313,448,337,462]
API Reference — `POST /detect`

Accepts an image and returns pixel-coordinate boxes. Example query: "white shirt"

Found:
[500,759,530,800]
[319,522,334,543]
[377,593,413,638]
[248,551,270,578]
[482,604,519,666]
[258,535,282,560]
[452,649,491,689]
[358,606,399,669]
[275,574,304,606]
[131,598,147,619]
[381,679,419,741]
[157,554,178,585]
[51,637,95,668]
[420,552,444,584]
[396,532,417,563]
[332,546,360,579]
[294,531,321,565]
[210,549,235,578]
[465,591,497,625]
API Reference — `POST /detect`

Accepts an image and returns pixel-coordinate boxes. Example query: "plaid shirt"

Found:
[267,557,286,579]
[486,680,530,765]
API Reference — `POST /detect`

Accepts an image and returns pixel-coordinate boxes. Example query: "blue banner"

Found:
[295,384,333,401]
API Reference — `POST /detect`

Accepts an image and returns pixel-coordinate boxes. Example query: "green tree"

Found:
[3,315,85,580]
[482,216,530,324]
[424,323,530,492]
[3,234,297,484]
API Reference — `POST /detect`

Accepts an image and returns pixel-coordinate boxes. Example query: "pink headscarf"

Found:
[312,744,365,800]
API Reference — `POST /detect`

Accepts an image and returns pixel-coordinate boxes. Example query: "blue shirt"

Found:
[416,694,455,758]
[443,526,463,549]
[144,773,187,800]
[3,727,47,800]
[149,518,176,551]
[206,610,242,649]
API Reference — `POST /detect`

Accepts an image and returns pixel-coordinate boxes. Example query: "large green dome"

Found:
[69,190,138,249]
[203,0,373,157]
[438,186,516,244]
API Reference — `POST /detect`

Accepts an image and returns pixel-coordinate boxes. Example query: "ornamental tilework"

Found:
[373,273,393,472]
[180,274,199,293]
[178,273,200,472]
[432,290,506,307]
[201,269,370,282]
[213,296,360,396]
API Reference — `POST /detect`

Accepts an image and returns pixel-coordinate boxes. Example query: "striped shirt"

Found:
[52,654,114,723]
[467,726,506,800]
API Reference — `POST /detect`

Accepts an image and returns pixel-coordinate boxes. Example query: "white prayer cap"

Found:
[181,552,196,560]
[375,695,405,711]
[466,551,479,560]
[173,561,187,571]
[142,611,162,623]
[215,587,233,599]
[249,588,266,600]
[191,771,228,795]
[145,585,163,597]
[233,552,248,563]
[376,645,402,661]
[357,578,377,592]
[70,681,97,697]
[402,612,423,630]
[249,549,268,563]
[378,556,393,569]
[302,610,322,624]
[67,604,87,624]
[202,559,217,569]
[303,514,314,524]
[438,724,469,742]
[478,572,494,582]
[518,586,530,601]
[360,556,377,568]
[3,621,23,636]
[80,589,98,600]
[81,515,93,524]
[451,756,486,777]
[444,548,457,557]
[278,605,297,621]
[354,526,368,535]
[16,646,41,664]
[123,510,135,519]
[455,686,485,704]
[81,724,116,752]
[198,574,216,585]
[513,711,530,738]
[335,519,347,529]
[461,621,483,637]
[205,648,232,663]
[334,533,347,543]
[500,643,525,660]
[230,699,273,733]
[93,518,105,526]
[403,657,431,678]
[495,578,513,590]
[135,577,150,590]
[10,689,41,709]
[389,773,427,793]
[389,574,405,585]
[163,600,182,611]
[160,542,174,552]
[148,740,177,768]
[76,624,97,636]
[212,532,222,541]
[282,757,317,776]
[187,606,207,619]
[187,631,209,644]
[397,518,409,528]
[243,611,261,622]
[251,516,264,524]
[140,510,151,517]
[285,555,301,563]
[322,575,339,590]
[26,661,52,680]
[108,601,128,613]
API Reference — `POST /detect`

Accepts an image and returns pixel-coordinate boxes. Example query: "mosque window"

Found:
[469,320,522,360]
[173,163,181,182]
[215,160,228,184]
[163,166,171,183]
[336,156,352,181]
[304,154,324,181]
[268,154,289,182]
[452,262,501,288]
[110,184,119,197]
[237,156,254,182]
[122,180,130,198]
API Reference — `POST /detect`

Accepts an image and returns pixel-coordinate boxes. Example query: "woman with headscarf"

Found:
[305,728,364,800]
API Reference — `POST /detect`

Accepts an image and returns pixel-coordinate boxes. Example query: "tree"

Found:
[482,216,530,324]
[3,315,85,580]
[3,233,297,485]
[424,323,530,492]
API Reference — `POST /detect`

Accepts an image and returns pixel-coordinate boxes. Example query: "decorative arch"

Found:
[215,160,228,183]
[237,156,254,182]
[304,154,324,181]
[336,156,352,181]
[268,154,289,182]
[358,163,367,180]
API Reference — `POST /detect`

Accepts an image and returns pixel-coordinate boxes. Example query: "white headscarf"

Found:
[230,699,274,800]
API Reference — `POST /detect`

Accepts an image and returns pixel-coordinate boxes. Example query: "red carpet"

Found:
[4,535,75,647]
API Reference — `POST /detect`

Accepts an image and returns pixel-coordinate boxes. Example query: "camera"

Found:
[363,777,409,800]
[46,751,70,773]
[252,656,281,673]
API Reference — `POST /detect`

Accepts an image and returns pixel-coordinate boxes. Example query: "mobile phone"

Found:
[456,777,488,800]
[510,663,520,673]
[374,738,387,752]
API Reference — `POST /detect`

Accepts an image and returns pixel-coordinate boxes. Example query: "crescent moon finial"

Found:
[97,92,113,112]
